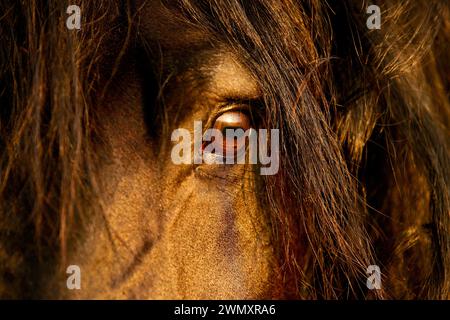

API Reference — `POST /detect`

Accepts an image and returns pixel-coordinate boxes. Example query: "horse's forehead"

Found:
[137,0,209,49]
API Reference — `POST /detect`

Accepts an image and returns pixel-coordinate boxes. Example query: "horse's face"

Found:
[61,0,279,299]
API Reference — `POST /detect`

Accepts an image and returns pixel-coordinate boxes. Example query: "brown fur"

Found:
[0,0,449,299]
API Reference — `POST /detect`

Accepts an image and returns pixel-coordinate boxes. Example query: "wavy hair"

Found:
[0,0,448,299]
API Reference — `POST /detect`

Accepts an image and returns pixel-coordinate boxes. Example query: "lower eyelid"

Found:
[194,162,248,183]
[202,151,224,164]
[202,144,248,161]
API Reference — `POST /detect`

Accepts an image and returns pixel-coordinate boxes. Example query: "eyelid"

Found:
[209,103,250,124]
[204,99,261,133]
[213,111,252,132]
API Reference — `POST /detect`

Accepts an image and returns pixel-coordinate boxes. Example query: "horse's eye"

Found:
[213,111,251,134]
[204,111,252,160]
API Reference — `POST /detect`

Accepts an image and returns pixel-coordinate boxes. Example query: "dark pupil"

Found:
[222,126,244,138]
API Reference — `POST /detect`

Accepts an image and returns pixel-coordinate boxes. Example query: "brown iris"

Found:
[206,111,252,159]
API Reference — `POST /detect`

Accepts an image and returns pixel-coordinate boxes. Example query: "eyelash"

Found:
[211,99,262,128]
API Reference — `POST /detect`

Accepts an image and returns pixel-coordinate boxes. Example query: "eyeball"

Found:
[203,111,252,160]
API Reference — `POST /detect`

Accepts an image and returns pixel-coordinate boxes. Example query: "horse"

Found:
[0,0,448,299]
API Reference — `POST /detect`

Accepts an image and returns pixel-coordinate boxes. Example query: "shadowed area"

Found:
[0,0,448,299]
